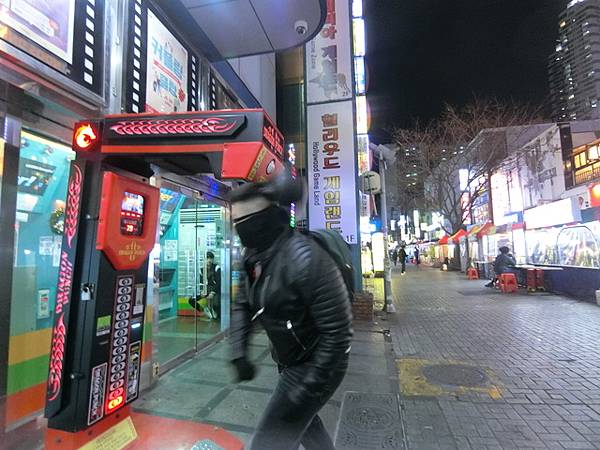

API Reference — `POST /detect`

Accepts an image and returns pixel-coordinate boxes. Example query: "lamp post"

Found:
[369,143,398,313]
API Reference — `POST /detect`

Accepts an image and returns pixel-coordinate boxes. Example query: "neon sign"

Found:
[46,161,85,416]
[263,121,284,158]
[107,116,244,138]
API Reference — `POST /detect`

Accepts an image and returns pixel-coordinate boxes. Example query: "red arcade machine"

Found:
[44,109,284,447]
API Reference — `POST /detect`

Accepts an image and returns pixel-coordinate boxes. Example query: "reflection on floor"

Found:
[156,316,222,365]
[135,326,398,447]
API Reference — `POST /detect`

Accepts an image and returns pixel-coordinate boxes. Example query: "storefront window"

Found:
[6,131,74,430]
[156,183,231,369]
[526,222,600,268]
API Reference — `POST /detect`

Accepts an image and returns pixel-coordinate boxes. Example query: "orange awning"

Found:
[438,235,449,245]
[449,229,468,243]
[476,222,495,238]
[467,224,483,236]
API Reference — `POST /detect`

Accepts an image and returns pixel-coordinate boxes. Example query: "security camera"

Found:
[295,20,308,35]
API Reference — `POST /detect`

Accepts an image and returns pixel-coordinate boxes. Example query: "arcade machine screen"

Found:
[121,192,144,236]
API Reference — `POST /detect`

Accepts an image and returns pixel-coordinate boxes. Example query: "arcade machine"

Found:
[43,109,284,447]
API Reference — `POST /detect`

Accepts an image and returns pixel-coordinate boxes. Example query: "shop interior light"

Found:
[74,124,97,150]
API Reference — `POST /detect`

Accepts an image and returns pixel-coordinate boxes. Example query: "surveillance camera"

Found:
[295,20,308,35]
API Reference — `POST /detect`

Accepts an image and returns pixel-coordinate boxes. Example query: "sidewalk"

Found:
[134,319,399,448]
[389,265,600,449]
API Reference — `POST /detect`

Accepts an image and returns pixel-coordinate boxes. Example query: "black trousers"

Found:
[249,356,348,450]
[401,260,406,273]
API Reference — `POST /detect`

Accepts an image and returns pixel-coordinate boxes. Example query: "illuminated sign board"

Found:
[354,57,366,95]
[263,118,285,158]
[353,18,366,56]
[45,160,85,417]
[371,232,385,272]
[356,95,369,134]
[105,115,246,140]
[524,198,582,230]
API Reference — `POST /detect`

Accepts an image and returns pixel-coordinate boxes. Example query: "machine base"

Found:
[45,406,244,450]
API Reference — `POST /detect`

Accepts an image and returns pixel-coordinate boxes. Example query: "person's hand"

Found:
[232,358,256,382]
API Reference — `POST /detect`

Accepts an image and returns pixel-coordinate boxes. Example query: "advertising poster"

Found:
[305,0,353,104]
[37,288,50,319]
[145,9,188,113]
[307,100,357,244]
[0,0,76,63]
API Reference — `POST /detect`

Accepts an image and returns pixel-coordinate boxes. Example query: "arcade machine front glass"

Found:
[156,181,232,367]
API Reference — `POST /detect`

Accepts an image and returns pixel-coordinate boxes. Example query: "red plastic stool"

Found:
[499,273,518,293]
[466,267,479,280]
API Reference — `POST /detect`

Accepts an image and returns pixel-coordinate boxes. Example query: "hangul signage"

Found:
[307,100,358,244]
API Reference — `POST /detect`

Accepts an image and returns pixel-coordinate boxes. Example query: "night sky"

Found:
[364,0,568,133]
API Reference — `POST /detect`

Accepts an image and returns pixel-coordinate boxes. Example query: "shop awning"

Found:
[476,222,495,238]
[438,235,449,245]
[155,0,326,60]
[449,229,468,243]
[467,224,483,237]
[73,109,286,182]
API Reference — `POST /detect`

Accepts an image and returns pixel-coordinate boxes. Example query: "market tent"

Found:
[449,229,468,243]
[476,222,495,238]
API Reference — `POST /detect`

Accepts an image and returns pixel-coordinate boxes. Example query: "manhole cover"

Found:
[336,392,405,450]
[422,364,488,387]
[344,407,395,431]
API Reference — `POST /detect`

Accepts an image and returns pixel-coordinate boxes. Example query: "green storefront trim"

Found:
[7,354,49,395]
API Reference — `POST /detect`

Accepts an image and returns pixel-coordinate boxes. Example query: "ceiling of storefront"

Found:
[176,0,325,58]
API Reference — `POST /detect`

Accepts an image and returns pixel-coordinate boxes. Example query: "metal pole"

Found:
[379,153,396,313]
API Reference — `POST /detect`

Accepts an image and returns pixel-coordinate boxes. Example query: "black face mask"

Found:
[235,205,288,251]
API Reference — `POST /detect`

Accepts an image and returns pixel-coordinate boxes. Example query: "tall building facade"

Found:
[549,0,600,121]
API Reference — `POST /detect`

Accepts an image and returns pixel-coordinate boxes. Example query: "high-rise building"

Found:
[549,0,600,121]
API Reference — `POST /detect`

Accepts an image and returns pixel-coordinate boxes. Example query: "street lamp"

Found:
[369,143,399,313]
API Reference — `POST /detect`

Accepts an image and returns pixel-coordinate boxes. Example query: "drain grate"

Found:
[335,392,406,449]
[422,364,488,388]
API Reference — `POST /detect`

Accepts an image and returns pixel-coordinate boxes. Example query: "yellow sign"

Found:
[79,416,137,450]
[118,242,145,262]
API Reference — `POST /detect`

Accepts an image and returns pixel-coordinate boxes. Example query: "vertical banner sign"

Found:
[306,0,353,103]
[305,0,358,245]
[307,101,357,244]
[45,160,85,417]
[145,9,189,113]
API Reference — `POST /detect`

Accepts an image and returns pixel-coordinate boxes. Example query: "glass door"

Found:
[156,184,200,366]
[156,181,233,368]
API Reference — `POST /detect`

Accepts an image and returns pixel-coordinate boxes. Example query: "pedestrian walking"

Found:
[414,247,420,267]
[391,248,398,267]
[228,173,353,450]
[398,246,407,274]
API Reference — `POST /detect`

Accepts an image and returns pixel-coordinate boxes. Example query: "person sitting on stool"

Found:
[485,246,516,288]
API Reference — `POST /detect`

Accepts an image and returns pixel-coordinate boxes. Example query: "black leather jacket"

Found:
[230,229,353,398]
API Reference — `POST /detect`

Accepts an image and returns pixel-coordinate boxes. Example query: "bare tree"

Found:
[390,98,545,235]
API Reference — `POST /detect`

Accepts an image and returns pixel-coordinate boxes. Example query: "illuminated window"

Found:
[589,145,599,160]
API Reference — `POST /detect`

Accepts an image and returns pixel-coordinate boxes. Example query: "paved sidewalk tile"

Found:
[389,266,600,450]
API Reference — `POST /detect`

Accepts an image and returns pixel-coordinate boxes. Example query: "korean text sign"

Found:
[305,0,353,104]
[145,9,188,113]
[307,101,357,244]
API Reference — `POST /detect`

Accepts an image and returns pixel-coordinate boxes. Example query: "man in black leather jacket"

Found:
[228,176,353,450]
